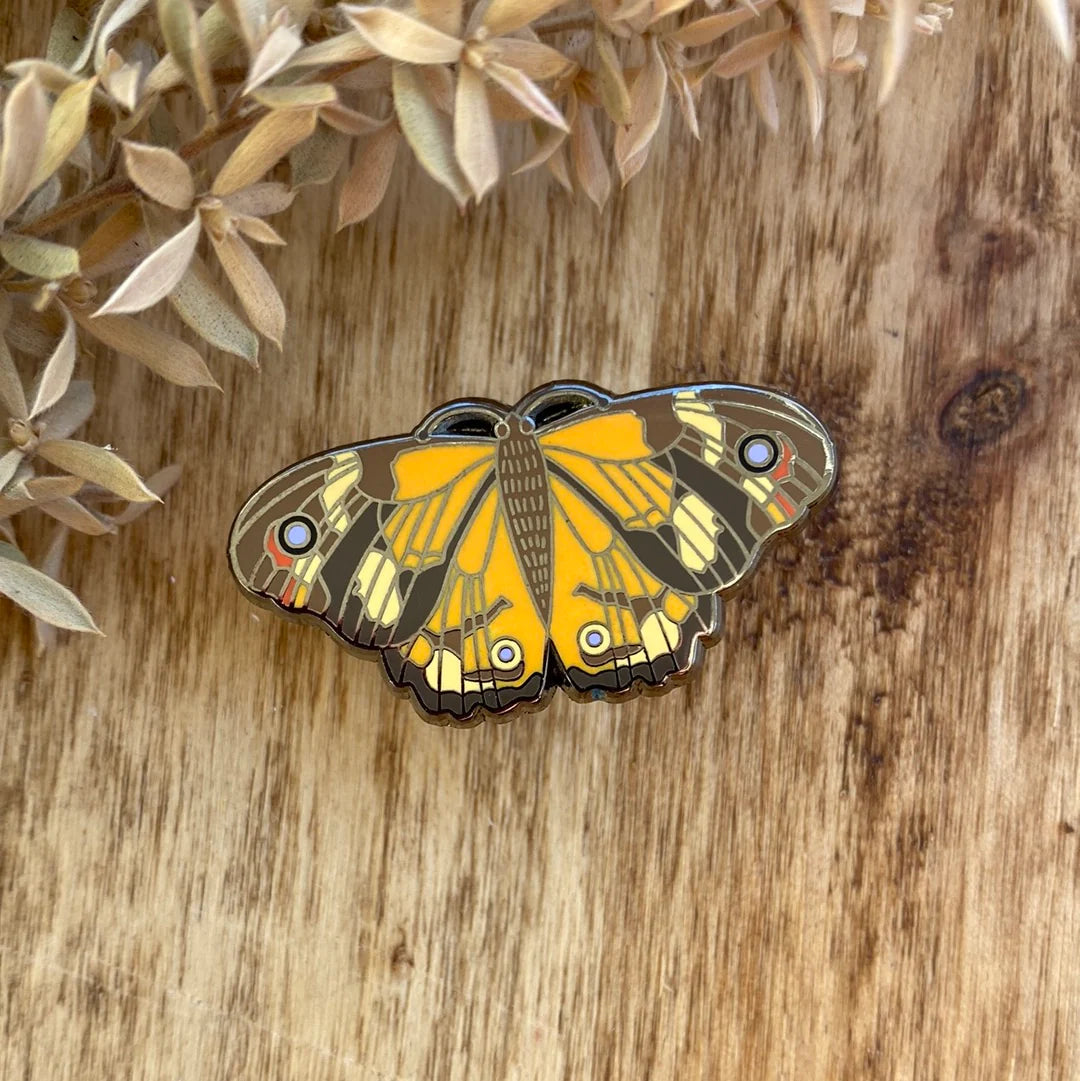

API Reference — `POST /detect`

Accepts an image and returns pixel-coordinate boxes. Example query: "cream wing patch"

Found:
[674,391,725,467]
[354,550,402,625]
[671,492,723,572]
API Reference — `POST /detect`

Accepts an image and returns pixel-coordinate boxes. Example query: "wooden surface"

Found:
[2,4,1078,1079]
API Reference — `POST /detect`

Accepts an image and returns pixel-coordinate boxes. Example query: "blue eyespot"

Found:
[738,434,779,473]
[278,515,316,555]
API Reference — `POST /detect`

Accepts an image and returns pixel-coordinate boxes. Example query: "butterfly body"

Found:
[228,381,837,725]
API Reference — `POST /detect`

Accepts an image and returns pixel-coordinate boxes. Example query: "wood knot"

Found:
[390,940,414,976]
[939,370,1026,451]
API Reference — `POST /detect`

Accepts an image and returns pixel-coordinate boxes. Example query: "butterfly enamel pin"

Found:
[228,382,836,725]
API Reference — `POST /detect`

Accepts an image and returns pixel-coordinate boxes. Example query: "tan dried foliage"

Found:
[0,0,1068,638]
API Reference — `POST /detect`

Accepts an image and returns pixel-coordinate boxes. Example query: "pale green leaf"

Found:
[157,0,217,119]
[392,64,471,207]
[206,226,286,346]
[0,235,80,279]
[169,254,259,366]
[37,438,158,503]
[0,545,101,632]
[0,333,27,418]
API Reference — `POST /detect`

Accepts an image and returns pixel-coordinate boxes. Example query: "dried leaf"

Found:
[0,75,49,222]
[37,439,158,503]
[217,0,267,52]
[792,35,824,136]
[250,83,339,109]
[74,309,220,387]
[878,0,916,105]
[666,58,700,140]
[157,0,218,120]
[0,235,80,280]
[392,63,471,207]
[484,62,568,130]
[220,182,296,217]
[616,36,666,173]
[206,225,286,346]
[665,3,773,47]
[710,26,789,79]
[122,140,195,209]
[100,50,143,112]
[144,4,239,95]
[337,125,399,227]
[29,304,76,418]
[0,448,23,491]
[482,0,567,37]
[594,30,632,125]
[0,333,28,419]
[319,102,387,136]
[29,76,98,191]
[47,6,90,69]
[455,64,500,199]
[483,39,573,80]
[78,201,148,278]
[91,0,152,73]
[748,60,780,133]
[212,106,318,195]
[36,380,95,441]
[32,525,68,652]
[0,544,102,633]
[114,463,182,523]
[1036,0,1075,60]
[169,254,259,366]
[289,123,350,188]
[242,22,303,94]
[416,0,463,36]
[799,0,832,70]
[513,119,567,175]
[39,495,114,535]
[344,6,463,64]
[233,214,285,245]
[0,474,84,511]
[5,60,80,94]
[94,215,201,317]
[283,32,377,70]
[571,101,610,208]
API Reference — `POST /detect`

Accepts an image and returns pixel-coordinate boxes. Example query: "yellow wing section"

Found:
[382,488,549,723]
[546,476,716,697]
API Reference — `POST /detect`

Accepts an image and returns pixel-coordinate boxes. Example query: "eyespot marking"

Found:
[738,434,779,473]
[277,515,317,555]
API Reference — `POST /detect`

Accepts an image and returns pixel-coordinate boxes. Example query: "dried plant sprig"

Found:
[0,0,1067,640]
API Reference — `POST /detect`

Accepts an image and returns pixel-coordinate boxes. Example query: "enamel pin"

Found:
[228,382,837,725]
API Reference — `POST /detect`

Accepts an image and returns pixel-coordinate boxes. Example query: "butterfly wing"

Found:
[228,435,547,723]
[381,486,550,723]
[537,384,835,695]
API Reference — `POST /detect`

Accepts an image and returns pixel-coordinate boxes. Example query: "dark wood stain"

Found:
[1,3,1078,1080]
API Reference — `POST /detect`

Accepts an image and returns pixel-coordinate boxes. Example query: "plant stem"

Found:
[19,108,265,240]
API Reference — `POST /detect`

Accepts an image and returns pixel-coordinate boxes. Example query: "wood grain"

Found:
[2,4,1078,1079]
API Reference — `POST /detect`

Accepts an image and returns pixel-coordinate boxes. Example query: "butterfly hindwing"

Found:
[382,487,549,723]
